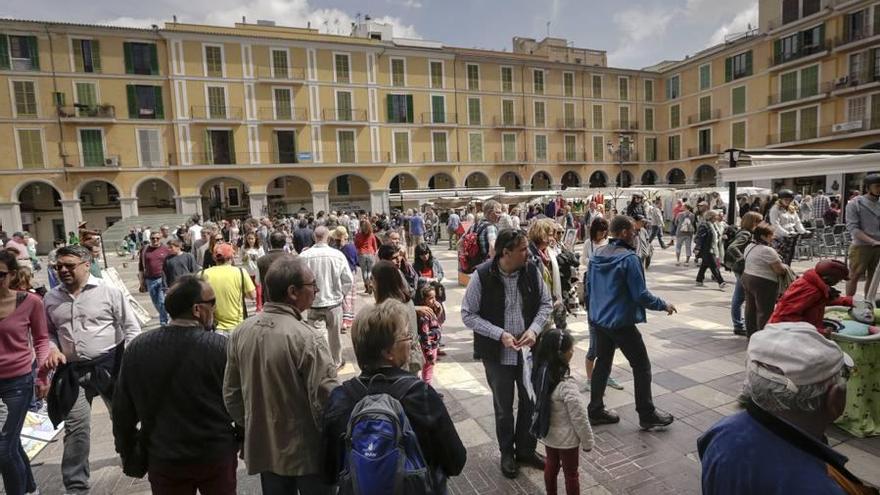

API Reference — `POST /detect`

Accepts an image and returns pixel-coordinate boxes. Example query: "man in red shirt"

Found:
[769,260,853,334]
[139,232,172,326]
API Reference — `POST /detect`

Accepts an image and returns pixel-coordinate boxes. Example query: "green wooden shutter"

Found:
[745,51,753,76]
[127,85,138,118]
[874,7,880,36]
[386,95,394,122]
[227,131,236,164]
[725,58,732,82]
[0,35,8,70]
[405,94,414,123]
[431,95,444,123]
[773,40,782,65]
[818,23,826,47]
[154,86,164,119]
[53,92,65,107]
[149,44,159,75]
[123,42,134,74]
[27,36,39,70]
[73,40,84,72]
[205,131,214,164]
[91,40,102,73]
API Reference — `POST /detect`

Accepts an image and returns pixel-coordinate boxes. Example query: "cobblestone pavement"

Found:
[18,241,880,495]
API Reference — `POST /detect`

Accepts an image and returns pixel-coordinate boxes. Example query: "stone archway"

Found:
[428,173,455,190]
[18,182,64,253]
[390,173,419,194]
[531,171,552,191]
[136,179,177,214]
[589,171,608,188]
[616,171,634,188]
[465,172,490,189]
[695,164,717,186]
[267,175,312,215]
[200,177,250,220]
[78,179,123,230]
[667,168,687,185]
[641,170,658,186]
[499,172,522,192]
[561,171,581,189]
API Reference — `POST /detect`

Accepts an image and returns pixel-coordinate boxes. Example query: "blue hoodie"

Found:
[588,239,667,329]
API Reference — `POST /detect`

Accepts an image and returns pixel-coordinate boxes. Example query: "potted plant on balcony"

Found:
[98,103,114,118]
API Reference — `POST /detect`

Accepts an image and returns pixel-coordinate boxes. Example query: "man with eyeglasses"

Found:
[42,244,141,495]
[113,275,239,494]
[224,256,339,495]
[138,232,172,326]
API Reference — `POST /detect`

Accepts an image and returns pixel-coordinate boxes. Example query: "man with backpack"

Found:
[458,200,502,274]
[322,299,466,494]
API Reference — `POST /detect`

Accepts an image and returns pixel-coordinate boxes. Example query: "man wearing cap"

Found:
[769,260,853,334]
[697,322,876,495]
[201,243,256,335]
[845,173,880,297]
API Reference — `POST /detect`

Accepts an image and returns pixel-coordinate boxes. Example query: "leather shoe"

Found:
[639,409,674,430]
[515,451,545,470]
[500,452,518,479]
[589,409,620,425]
[733,327,747,336]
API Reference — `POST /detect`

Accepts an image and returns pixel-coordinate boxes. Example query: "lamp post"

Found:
[724,148,741,226]
[607,134,632,211]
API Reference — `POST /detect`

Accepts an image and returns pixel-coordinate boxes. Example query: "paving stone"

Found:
[677,385,737,409]
[651,370,700,392]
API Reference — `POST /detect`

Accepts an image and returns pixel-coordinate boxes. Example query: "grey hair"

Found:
[483,199,501,215]
[55,244,92,262]
[264,255,310,303]
[314,225,330,241]
[745,367,845,413]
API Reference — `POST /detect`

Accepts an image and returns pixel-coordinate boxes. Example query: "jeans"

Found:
[731,273,745,329]
[648,225,666,249]
[675,235,692,260]
[308,305,343,366]
[358,253,376,287]
[0,373,36,495]
[148,452,237,495]
[482,358,536,457]
[544,446,579,495]
[588,324,656,418]
[259,472,332,495]
[146,277,168,325]
[62,379,113,494]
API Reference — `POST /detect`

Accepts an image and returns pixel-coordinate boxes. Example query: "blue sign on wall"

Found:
[298,152,313,161]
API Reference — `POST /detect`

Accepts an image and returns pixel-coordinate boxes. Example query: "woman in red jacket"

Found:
[769,260,853,334]
[354,219,379,295]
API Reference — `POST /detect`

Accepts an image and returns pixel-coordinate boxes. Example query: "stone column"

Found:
[551,183,563,191]
[249,192,268,219]
[119,197,139,219]
[60,200,82,238]
[521,183,532,192]
[177,195,203,217]
[0,202,23,234]
[370,189,390,215]
[312,191,330,214]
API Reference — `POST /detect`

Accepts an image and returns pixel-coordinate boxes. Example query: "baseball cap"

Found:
[213,243,235,261]
[747,322,853,392]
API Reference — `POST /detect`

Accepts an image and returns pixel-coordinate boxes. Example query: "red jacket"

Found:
[769,269,853,331]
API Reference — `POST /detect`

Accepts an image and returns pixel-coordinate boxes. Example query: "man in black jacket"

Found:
[257,231,289,304]
[461,229,553,478]
[112,275,239,494]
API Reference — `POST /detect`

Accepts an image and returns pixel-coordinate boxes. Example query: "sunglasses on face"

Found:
[54,262,86,271]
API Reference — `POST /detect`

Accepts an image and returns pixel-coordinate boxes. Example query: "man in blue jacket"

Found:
[588,215,677,430]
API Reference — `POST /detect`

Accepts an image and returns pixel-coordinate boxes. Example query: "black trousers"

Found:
[482,358,536,456]
[588,324,656,419]
[696,256,725,284]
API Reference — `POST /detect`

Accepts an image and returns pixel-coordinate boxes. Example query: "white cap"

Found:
[747,322,853,392]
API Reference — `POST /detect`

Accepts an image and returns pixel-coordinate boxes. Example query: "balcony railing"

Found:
[687,109,722,125]
[170,151,323,166]
[494,151,527,162]
[771,40,828,66]
[611,120,639,131]
[255,66,306,81]
[493,116,526,128]
[258,107,308,121]
[62,154,122,167]
[831,68,880,91]
[557,151,587,162]
[420,112,458,125]
[322,108,368,123]
[190,105,243,120]
[557,118,587,129]
[768,82,832,105]
[836,22,880,48]
[688,144,722,158]
[421,151,460,163]
[767,128,820,145]
[57,104,116,120]
[611,150,639,162]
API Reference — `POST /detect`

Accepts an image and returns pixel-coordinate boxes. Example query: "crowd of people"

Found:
[0,176,878,495]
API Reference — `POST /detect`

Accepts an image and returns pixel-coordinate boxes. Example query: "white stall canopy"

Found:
[718,150,880,183]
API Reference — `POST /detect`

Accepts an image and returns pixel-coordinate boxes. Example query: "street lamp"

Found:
[724,148,742,226]
[607,134,632,209]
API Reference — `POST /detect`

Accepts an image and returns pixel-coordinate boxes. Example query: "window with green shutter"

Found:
[781,71,798,102]
[593,135,604,162]
[670,104,680,128]
[52,92,65,107]
[386,94,413,123]
[72,39,101,73]
[79,129,105,166]
[592,75,602,98]
[780,110,798,142]
[7,36,39,71]
[667,75,680,99]
[502,99,515,125]
[13,81,37,116]
[564,135,576,161]
[644,108,654,131]
[668,135,680,160]
[430,61,443,88]
[533,69,544,94]
[502,133,516,161]
[699,128,712,155]
[870,95,880,129]
[727,51,752,81]
[431,95,445,123]
[699,95,711,121]
[393,131,410,163]
[467,64,480,90]
[563,102,575,126]
[338,130,355,163]
[205,45,223,77]
[274,88,292,119]
[337,91,353,121]
[619,77,629,100]
[732,86,746,114]
[271,49,288,78]
[391,58,406,87]
[644,80,654,102]
[535,135,548,161]
[0,35,9,70]
[207,86,226,119]
[800,106,818,139]
[468,132,483,161]
[619,106,630,127]
[335,54,351,82]
[468,98,481,125]
[732,121,746,148]
[501,67,513,92]
[17,129,43,168]
[432,132,448,161]
[125,42,158,75]
[75,82,97,117]
[800,65,819,98]
[645,137,657,162]
[563,72,574,97]
[592,105,603,129]
[534,101,545,127]
[699,64,711,90]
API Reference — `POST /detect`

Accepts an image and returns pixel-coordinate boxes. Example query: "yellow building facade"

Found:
[2,0,880,249]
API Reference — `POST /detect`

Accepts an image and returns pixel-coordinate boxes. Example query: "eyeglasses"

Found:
[300,282,320,293]
[194,298,216,307]
[54,261,86,271]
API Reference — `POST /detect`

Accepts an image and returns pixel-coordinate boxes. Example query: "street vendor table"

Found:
[831,332,880,438]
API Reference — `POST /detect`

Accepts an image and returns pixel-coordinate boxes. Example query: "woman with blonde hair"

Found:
[529,218,564,329]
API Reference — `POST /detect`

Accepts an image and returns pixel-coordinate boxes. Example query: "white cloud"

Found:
[609,6,675,65]
[707,2,758,46]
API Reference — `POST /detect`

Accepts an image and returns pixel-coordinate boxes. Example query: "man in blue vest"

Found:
[461,228,552,479]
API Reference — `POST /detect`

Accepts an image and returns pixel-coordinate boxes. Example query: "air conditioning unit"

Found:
[832,121,863,133]
[104,157,120,167]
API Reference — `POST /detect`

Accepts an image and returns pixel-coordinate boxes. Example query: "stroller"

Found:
[423,219,436,245]
[556,248,581,317]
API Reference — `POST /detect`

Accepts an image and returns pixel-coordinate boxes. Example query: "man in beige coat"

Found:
[223,255,340,495]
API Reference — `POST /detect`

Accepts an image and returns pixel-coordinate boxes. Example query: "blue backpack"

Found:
[339,376,434,495]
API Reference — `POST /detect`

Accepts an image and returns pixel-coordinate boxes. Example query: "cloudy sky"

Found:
[2,0,759,69]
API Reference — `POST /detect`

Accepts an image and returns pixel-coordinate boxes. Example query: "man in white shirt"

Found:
[298,226,353,369]
[187,216,204,250]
